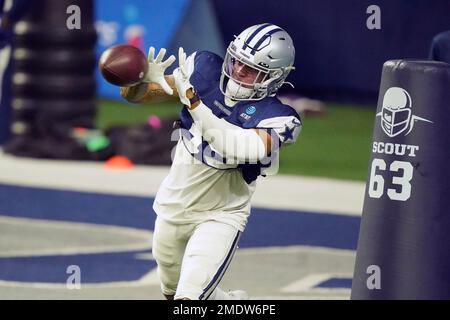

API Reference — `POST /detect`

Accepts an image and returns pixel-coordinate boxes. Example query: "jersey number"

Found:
[368,158,413,201]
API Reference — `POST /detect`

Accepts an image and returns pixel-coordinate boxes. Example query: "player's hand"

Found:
[173,47,194,106]
[143,47,176,95]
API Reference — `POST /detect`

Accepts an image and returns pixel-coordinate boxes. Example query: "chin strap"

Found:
[282,81,295,88]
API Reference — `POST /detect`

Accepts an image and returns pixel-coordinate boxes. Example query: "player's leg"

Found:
[174,220,241,300]
[152,216,194,299]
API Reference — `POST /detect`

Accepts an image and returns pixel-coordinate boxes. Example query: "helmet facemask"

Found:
[220,47,288,101]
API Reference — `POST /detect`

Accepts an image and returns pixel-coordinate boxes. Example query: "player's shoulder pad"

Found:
[255,98,302,145]
[190,51,223,95]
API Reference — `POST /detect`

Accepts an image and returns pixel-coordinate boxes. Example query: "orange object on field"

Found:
[104,156,134,170]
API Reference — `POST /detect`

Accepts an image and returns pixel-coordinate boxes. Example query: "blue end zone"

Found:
[316,278,353,289]
[0,185,360,250]
[0,183,360,284]
[0,251,156,283]
[0,184,360,250]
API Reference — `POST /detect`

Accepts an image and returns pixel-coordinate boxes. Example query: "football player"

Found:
[121,23,302,300]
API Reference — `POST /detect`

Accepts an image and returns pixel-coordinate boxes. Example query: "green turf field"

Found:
[97,99,376,181]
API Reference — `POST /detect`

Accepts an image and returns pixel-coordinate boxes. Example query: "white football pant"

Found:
[152,216,241,300]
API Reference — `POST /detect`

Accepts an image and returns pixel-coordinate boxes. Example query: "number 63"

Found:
[368,158,413,201]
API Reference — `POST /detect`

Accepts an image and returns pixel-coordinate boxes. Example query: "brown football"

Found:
[99,44,148,87]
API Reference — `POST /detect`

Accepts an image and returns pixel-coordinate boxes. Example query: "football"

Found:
[99,44,148,87]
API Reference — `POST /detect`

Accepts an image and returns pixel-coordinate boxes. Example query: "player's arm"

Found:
[173,48,272,161]
[187,98,272,162]
[187,90,301,161]
[120,75,179,104]
[253,129,273,156]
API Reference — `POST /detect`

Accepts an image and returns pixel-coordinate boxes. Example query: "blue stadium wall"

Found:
[95,0,450,104]
[212,0,450,104]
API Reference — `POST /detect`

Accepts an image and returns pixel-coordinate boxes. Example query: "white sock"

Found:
[208,287,231,300]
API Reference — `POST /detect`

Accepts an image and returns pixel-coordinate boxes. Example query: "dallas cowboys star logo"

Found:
[280,125,295,142]
[279,118,301,142]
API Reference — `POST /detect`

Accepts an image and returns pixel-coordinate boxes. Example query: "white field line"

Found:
[250,292,350,300]
[0,215,152,257]
[280,274,353,293]
[235,245,355,257]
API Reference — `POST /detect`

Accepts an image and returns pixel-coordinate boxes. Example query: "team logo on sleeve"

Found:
[279,118,301,143]
[376,87,432,138]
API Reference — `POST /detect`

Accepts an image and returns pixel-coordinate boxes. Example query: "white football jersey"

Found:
[153,51,301,231]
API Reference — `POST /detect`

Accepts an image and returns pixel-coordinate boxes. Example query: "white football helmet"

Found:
[220,23,295,101]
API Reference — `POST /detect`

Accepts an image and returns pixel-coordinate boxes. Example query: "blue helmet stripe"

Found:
[250,28,283,55]
[242,23,273,50]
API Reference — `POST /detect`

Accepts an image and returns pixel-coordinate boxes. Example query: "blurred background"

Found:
[0,0,449,299]
[1,0,449,179]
